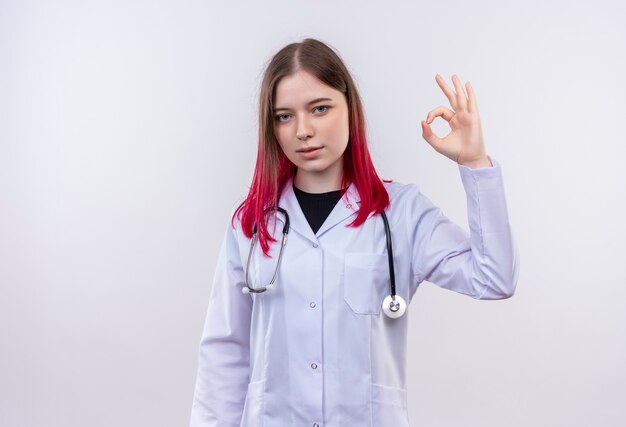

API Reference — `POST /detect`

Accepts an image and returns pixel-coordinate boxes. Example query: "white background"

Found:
[1,1,625,426]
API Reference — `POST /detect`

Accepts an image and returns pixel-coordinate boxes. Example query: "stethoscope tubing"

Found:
[244,207,289,294]
[380,210,396,298]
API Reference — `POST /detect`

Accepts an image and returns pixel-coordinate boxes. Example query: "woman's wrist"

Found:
[459,156,492,169]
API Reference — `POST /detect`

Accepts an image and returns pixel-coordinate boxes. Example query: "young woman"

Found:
[190,38,519,427]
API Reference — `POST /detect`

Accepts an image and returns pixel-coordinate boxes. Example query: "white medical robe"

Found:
[190,157,519,426]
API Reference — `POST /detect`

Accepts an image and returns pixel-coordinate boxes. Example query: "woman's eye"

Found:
[314,105,328,113]
[275,114,290,122]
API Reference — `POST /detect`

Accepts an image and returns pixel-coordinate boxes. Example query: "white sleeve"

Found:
[407,157,520,300]
[190,209,253,426]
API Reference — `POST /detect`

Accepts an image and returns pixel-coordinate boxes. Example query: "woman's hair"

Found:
[233,38,390,256]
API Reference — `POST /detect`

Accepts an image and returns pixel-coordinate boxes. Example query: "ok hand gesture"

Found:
[421,74,492,169]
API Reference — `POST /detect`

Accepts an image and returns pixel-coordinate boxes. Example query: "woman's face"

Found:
[273,69,350,189]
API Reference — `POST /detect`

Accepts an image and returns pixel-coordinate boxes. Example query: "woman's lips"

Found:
[297,147,322,159]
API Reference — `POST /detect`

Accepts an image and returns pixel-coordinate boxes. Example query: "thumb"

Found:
[421,120,442,151]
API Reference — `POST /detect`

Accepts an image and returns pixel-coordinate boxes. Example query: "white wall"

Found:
[1,1,624,426]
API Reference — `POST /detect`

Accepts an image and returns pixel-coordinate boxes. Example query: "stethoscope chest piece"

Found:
[382,294,407,319]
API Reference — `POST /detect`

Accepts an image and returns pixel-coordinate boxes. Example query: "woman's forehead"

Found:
[274,70,339,109]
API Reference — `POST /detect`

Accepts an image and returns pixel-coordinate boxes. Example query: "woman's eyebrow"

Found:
[274,97,334,112]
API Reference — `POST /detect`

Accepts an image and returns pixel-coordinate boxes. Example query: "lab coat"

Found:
[190,157,519,427]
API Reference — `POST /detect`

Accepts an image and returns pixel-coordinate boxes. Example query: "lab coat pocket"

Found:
[240,379,265,427]
[371,383,410,427]
[343,252,389,315]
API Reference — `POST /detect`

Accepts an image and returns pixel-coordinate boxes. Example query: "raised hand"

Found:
[421,74,492,169]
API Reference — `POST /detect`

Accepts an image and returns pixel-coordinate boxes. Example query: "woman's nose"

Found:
[296,115,314,140]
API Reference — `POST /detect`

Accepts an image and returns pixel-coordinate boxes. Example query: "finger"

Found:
[426,106,455,124]
[451,74,468,111]
[420,120,443,152]
[435,74,457,110]
[466,81,479,115]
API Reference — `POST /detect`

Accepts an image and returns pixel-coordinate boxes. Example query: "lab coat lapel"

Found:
[315,181,361,238]
[277,177,361,241]
[277,178,317,243]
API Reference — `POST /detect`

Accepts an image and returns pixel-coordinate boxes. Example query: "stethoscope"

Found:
[241,206,407,319]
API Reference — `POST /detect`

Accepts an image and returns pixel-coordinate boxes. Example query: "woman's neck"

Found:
[293,166,343,194]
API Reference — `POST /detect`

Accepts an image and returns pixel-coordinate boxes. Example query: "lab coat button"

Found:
[309,302,316,308]
[346,203,352,209]
[312,243,318,248]
[313,424,320,427]
[311,363,318,369]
